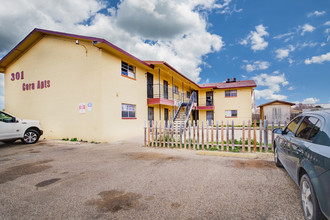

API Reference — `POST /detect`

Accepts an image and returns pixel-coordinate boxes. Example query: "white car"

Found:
[0,111,43,144]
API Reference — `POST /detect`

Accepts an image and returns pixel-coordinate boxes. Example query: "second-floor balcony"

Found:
[147,84,192,106]
[196,97,215,110]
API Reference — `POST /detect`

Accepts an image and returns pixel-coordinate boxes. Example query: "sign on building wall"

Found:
[79,103,86,114]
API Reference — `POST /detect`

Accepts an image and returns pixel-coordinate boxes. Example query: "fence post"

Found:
[176,123,179,148]
[248,120,251,152]
[211,120,214,149]
[193,121,196,150]
[206,121,209,149]
[216,121,219,150]
[231,120,234,151]
[197,120,200,150]
[155,121,158,147]
[271,121,274,151]
[259,121,262,152]
[188,121,191,149]
[221,121,224,151]
[159,121,162,147]
[152,120,155,147]
[163,121,166,147]
[253,119,257,152]
[183,122,186,149]
[242,120,245,152]
[148,120,151,147]
[202,121,205,150]
[265,120,269,152]
[167,121,170,148]
[171,122,174,148]
[226,121,229,152]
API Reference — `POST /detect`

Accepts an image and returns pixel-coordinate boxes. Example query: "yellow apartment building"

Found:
[0,29,256,142]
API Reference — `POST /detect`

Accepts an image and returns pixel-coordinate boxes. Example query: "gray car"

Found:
[273,110,330,220]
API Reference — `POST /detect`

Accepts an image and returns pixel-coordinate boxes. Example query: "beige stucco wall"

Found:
[4,35,151,142]
[213,87,253,125]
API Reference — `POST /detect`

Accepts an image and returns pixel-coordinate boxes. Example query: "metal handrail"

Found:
[184,92,197,125]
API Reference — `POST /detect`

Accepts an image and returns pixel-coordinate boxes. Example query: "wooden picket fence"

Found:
[144,120,287,153]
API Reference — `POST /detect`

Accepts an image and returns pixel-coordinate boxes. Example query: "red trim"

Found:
[147,98,174,106]
[121,74,136,80]
[196,106,215,110]
[122,117,137,120]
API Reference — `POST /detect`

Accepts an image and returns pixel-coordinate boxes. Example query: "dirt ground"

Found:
[0,139,304,219]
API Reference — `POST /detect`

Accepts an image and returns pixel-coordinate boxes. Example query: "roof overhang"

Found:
[0,28,153,73]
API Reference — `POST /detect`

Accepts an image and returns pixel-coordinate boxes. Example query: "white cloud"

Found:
[305,52,330,64]
[0,0,226,83]
[325,21,330,26]
[240,24,269,51]
[242,60,270,72]
[307,10,326,17]
[288,86,294,90]
[302,97,320,104]
[301,24,316,35]
[273,32,293,40]
[252,73,288,100]
[275,45,295,60]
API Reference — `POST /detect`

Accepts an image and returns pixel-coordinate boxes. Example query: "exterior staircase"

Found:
[172,91,197,133]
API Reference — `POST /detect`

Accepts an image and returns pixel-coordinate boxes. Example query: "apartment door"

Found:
[206,91,213,106]
[148,107,154,123]
[164,108,169,127]
[147,73,153,98]
[163,80,168,99]
[206,111,214,126]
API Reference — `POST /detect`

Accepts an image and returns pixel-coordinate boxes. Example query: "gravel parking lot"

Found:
[0,139,304,219]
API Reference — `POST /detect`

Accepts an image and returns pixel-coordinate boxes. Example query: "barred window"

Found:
[225,90,237,97]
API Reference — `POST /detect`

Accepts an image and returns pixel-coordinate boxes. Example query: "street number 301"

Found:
[11,71,24,81]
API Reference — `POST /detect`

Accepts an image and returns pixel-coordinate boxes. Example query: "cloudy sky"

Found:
[0,0,329,109]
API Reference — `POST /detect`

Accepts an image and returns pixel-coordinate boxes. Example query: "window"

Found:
[122,104,136,119]
[296,117,319,140]
[0,112,15,123]
[284,116,303,136]
[225,90,237,97]
[121,61,135,79]
[187,91,191,98]
[225,110,237,118]
[173,85,179,94]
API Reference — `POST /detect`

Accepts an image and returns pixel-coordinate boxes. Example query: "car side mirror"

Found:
[12,117,17,123]
[273,128,283,134]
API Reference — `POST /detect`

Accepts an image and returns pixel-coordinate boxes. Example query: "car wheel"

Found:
[274,145,283,167]
[300,174,325,220]
[21,129,40,144]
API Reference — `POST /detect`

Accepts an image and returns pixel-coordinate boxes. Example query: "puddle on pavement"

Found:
[36,178,61,188]
[231,160,275,169]
[127,152,182,161]
[0,160,53,184]
[87,190,142,213]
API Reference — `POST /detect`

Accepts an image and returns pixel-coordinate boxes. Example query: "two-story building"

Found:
[0,29,256,142]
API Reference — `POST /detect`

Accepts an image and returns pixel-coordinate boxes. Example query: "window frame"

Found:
[121,103,136,119]
[225,90,237,98]
[121,61,136,80]
[225,110,238,118]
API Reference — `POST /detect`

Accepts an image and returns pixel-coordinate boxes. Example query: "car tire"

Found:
[21,129,40,144]
[300,174,326,220]
[274,145,283,167]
